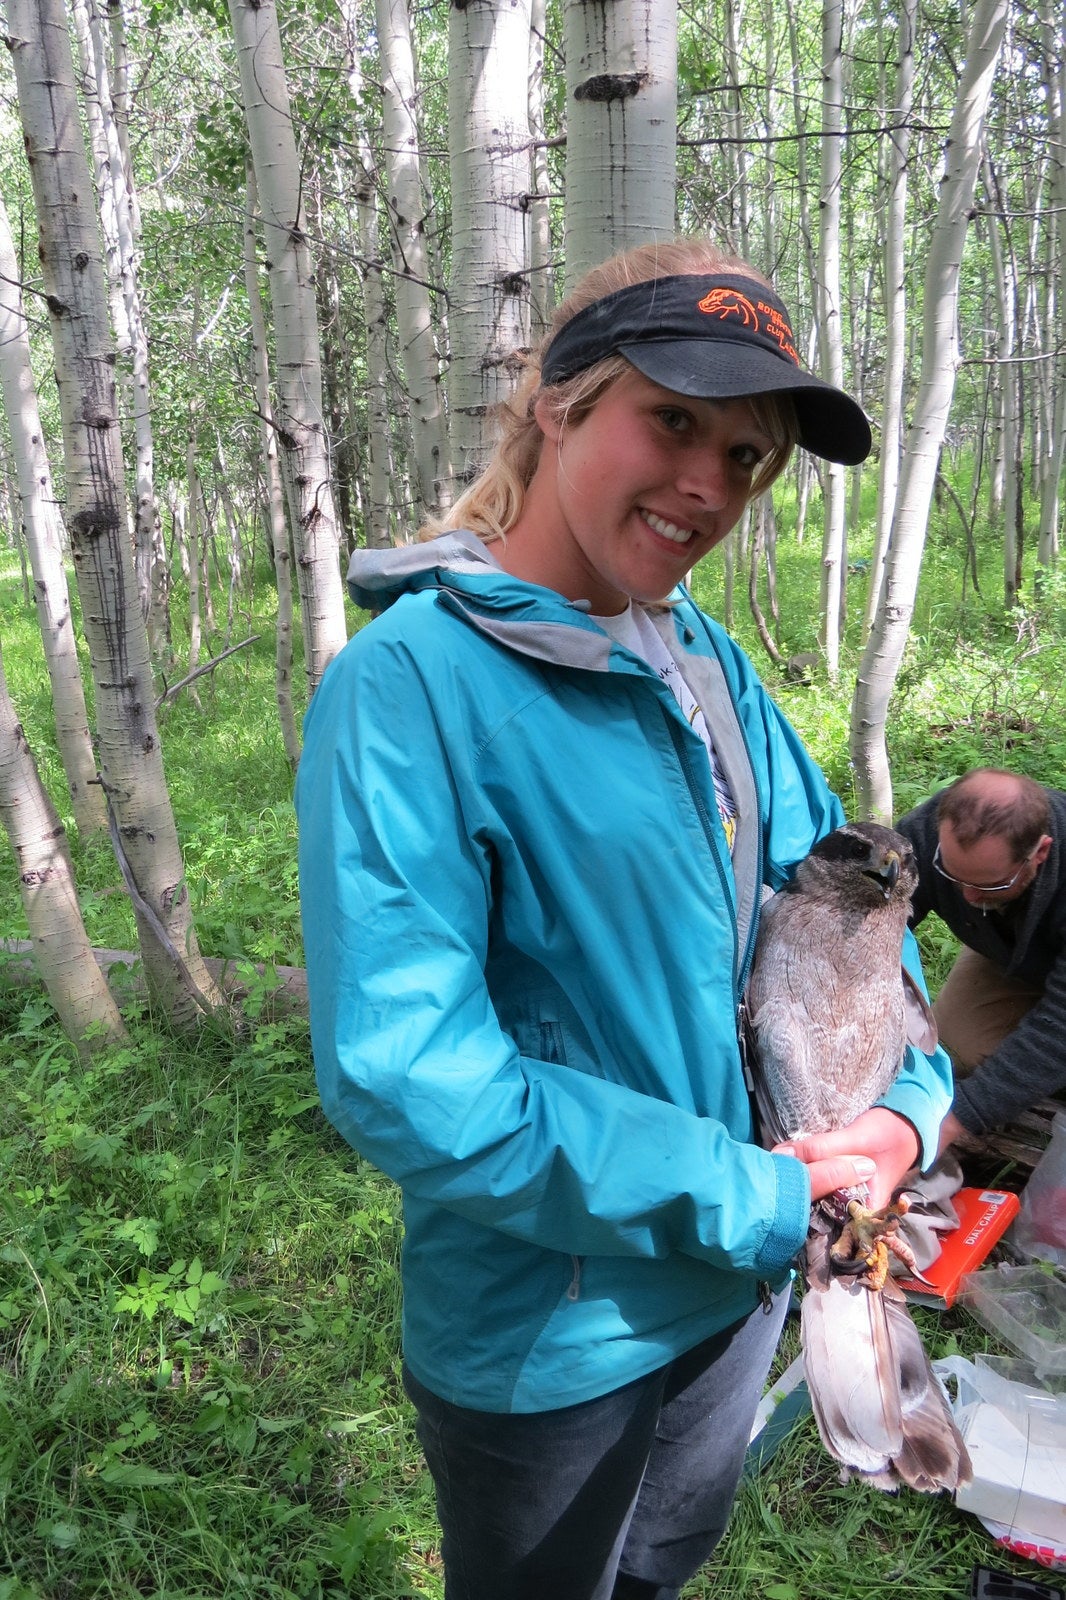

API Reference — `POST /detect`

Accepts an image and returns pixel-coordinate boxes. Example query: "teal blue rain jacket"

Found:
[295,531,953,1413]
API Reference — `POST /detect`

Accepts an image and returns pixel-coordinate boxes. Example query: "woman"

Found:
[295,240,952,1600]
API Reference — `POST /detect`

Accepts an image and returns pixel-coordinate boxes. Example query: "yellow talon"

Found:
[828,1198,905,1290]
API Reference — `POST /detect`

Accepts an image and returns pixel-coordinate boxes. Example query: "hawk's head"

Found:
[792,822,919,906]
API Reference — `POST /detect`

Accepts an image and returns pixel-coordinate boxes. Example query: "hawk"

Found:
[747,821,971,1493]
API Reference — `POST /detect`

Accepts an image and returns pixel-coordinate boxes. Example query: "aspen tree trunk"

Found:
[448,0,533,482]
[563,0,677,290]
[784,0,820,331]
[816,0,847,678]
[71,0,164,646]
[69,0,129,355]
[982,156,1022,605]
[371,0,451,520]
[336,13,394,547]
[784,0,822,535]
[1037,0,1064,571]
[356,234,396,550]
[850,0,1009,823]
[863,0,915,640]
[105,0,139,237]
[528,0,553,338]
[228,0,347,692]
[185,284,204,703]
[0,636,126,1056]
[721,0,750,256]
[242,163,299,771]
[0,196,105,836]
[759,0,779,273]
[5,0,222,1026]
[343,152,393,548]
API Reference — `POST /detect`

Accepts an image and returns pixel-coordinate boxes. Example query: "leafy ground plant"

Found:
[0,1005,440,1598]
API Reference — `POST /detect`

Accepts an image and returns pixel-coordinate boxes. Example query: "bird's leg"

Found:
[828,1194,916,1291]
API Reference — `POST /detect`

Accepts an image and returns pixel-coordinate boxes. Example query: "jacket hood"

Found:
[346,529,504,611]
[346,529,648,674]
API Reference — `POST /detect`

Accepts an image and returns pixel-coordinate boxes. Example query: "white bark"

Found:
[982,155,1022,605]
[864,0,915,640]
[816,0,847,679]
[371,0,451,520]
[0,195,105,836]
[850,0,1009,823]
[242,162,299,771]
[106,0,140,237]
[228,0,348,691]
[69,0,129,353]
[0,634,126,1056]
[1037,0,1064,570]
[563,0,677,289]
[90,0,160,637]
[185,281,204,698]
[528,0,553,338]
[337,10,396,547]
[352,168,396,549]
[448,0,533,482]
[5,0,222,1025]
[721,0,750,256]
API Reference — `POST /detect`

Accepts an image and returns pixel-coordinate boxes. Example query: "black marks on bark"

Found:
[574,73,648,103]
[21,866,63,888]
[68,506,122,542]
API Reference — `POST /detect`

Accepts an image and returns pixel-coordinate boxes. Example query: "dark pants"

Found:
[404,1288,789,1600]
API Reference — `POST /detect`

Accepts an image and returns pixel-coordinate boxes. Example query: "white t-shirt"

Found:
[593,603,739,856]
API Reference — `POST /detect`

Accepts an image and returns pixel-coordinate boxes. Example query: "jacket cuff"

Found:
[879,1067,953,1171]
[757,1154,811,1278]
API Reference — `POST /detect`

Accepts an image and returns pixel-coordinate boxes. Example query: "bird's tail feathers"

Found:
[801,1233,971,1493]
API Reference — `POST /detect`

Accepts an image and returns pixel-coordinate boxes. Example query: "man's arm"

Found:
[949,951,1066,1134]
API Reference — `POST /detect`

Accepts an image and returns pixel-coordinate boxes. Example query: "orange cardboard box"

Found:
[896,1188,1021,1309]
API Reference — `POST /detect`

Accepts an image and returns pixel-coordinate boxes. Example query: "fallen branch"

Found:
[0,941,307,1017]
[155,635,261,707]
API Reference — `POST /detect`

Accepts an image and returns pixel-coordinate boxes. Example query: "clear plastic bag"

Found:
[935,1354,1066,1569]
[1014,1112,1066,1269]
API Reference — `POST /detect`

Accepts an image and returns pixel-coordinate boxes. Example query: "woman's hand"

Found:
[773,1108,920,1209]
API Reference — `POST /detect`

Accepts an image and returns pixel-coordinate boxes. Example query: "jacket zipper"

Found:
[664,713,742,995]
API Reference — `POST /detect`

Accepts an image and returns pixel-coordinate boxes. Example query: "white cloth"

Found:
[594,604,739,855]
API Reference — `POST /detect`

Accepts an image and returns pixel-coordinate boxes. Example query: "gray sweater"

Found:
[896,788,1066,1132]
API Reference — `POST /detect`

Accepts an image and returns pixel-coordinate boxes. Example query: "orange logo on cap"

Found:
[697,287,800,365]
[698,287,758,327]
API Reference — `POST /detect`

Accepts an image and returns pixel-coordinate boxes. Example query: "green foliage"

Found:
[0,1008,433,1598]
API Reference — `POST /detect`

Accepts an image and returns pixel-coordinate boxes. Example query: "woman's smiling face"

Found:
[498,369,776,614]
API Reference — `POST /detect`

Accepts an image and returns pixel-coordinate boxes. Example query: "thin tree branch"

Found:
[155,634,260,707]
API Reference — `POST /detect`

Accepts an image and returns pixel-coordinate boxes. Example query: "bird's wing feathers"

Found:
[902,967,939,1054]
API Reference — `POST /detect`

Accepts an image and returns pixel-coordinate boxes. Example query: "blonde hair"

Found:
[421,240,799,544]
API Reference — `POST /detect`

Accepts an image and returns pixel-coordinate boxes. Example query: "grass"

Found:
[0,1007,433,1598]
[0,518,1064,1597]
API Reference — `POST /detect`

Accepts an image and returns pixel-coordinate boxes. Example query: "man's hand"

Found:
[773,1108,920,1208]
[937,1107,984,1158]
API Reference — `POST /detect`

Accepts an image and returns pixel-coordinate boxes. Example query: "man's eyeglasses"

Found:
[932,841,1036,894]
